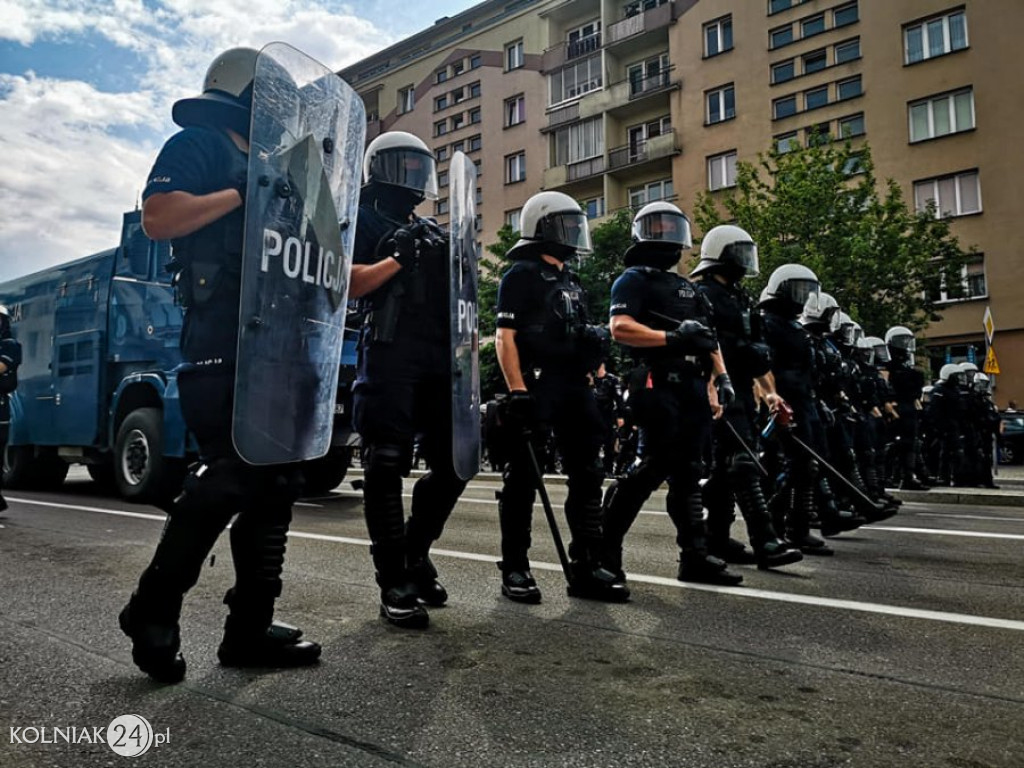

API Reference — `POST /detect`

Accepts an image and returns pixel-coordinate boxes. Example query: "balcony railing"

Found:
[608,1,674,45]
[546,102,580,130]
[567,32,601,60]
[607,130,679,170]
[567,155,605,181]
[629,69,672,98]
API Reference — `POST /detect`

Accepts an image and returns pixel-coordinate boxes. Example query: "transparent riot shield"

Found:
[449,152,480,480]
[233,42,365,465]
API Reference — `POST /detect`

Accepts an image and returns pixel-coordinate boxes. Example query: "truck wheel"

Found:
[301,447,352,496]
[114,408,185,503]
[3,445,68,490]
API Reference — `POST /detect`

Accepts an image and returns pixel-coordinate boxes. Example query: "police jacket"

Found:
[609,265,714,375]
[0,336,22,422]
[696,279,770,386]
[763,312,816,402]
[887,363,925,406]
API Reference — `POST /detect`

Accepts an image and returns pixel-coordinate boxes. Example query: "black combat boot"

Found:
[119,594,186,684]
[217,589,321,668]
[733,474,802,570]
[567,558,632,602]
[709,537,758,565]
[498,561,542,603]
[674,492,742,585]
[677,553,744,585]
[407,554,448,607]
[788,480,834,556]
[373,545,429,629]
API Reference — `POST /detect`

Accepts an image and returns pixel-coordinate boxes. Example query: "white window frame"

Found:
[914,170,982,218]
[553,116,604,166]
[803,48,827,74]
[933,255,987,303]
[704,16,733,57]
[436,198,449,216]
[772,59,795,84]
[398,86,415,115]
[805,84,829,110]
[837,75,862,101]
[548,53,603,106]
[628,178,673,207]
[505,39,524,71]
[627,52,670,96]
[706,84,735,124]
[773,95,797,119]
[833,2,858,28]
[504,94,525,127]
[505,152,526,184]
[835,38,860,64]
[838,113,865,138]
[469,107,481,125]
[770,24,793,48]
[582,196,606,219]
[505,208,522,232]
[909,88,975,142]
[707,151,738,191]
[904,10,968,65]
[801,13,825,38]
[775,132,800,153]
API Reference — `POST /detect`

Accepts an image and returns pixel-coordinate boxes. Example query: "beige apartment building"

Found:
[340,0,1023,407]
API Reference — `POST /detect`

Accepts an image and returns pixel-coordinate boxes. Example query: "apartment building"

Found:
[340,0,1022,406]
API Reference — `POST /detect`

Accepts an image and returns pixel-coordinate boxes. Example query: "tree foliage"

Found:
[690,139,974,335]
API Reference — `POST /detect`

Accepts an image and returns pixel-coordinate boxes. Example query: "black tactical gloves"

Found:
[715,372,736,409]
[665,320,718,353]
[504,391,539,438]
[387,227,419,269]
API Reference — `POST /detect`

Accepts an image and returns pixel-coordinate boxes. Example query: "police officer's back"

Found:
[0,305,22,513]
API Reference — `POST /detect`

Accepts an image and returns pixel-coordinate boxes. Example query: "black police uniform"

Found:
[887,357,928,489]
[592,369,622,475]
[0,325,22,512]
[697,278,800,568]
[926,377,964,486]
[352,193,468,624]
[121,124,319,683]
[495,257,625,600]
[601,264,742,584]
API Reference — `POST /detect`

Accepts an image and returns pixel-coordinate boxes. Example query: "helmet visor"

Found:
[889,334,916,352]
[855,346,875,365]
[828,310,842,334]
[783,279,819,308]
[633,212,693,249]
[539,211,593,254]
[370,148,439,200]
[873,344,891,364]
[721,241,759,277]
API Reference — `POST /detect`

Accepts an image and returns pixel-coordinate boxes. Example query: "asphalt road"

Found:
[1,468,1022,768]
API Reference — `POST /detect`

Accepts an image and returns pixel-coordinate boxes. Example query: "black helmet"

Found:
[172,47,258,137]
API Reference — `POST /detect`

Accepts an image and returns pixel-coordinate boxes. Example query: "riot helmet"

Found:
[623,201,692,269]
[854,336,875,365]
[363,131,439,204]
[507,191,592,262]
[690,224,759,281]
[959,361,979,376]
[173,47,258,137]
[865,336,890,364]
[973,372,992,394]
[885,325,916,365]
[0,305,10,338]
[835,313,860,347]
[800,291,840,332]
[938,363,961,385]
[759,264,820,317]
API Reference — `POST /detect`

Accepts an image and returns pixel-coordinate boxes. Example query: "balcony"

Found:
[542,154,606,190]
[607,130,679,171]
[567,32,601,60]
[629,68,673,98]
[608,1,674,47]
[545,102,580,131]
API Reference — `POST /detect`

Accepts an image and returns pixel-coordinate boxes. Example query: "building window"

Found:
[505,39,524,71]
[469,107,481,125]
[451,113,465,131]
[773,95,797,119]
[504,94,525,127]
[772,59,795,84]
[434,95,448,111]
[549,53,602,105]
[470,81,481,99]
[470,54,481,70]
[806,121,831,145]
[833,2,858,28]
[838,113,865,138]
[476,187,483,205]
[775,132,800,153]
[769,0,794,13]
[835,38,860,64]
[452,86,466,105]
[553,116,604,166]
[803,48,827,74]
[770,24,793,48]
[474,158,482,175]
[436,146,450,162]
[435,119,448,137]
[914,170,981,218]
[805,85,829,110]
[628,179,674,207]
[505,152,526,183]
[582,197,605,219]
[505,209,521,233]
[474,213,483,232]
[910,89,975,142]
[452,140,465,153]
[802,14,825,38]
[905,10,968,64]
[566,19,602,59]
[436,198,449,216]
[837,75,862,100]
[438,170,449,188]
[706,84,735,124]
[468,134,482,152]
[708,151,738,191]
[704,16,733,57]
[436,70,448,85]
[452,60,465,77]
[627,52,670,97]
[398,86,415,115]
[933,255,987,302]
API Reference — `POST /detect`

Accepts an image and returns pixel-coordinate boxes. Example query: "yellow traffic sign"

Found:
[983,306,995,345]
[983,346,1000,375]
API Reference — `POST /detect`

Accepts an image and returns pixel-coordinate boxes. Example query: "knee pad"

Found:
[365,442,413,477]
[727,451,760,482]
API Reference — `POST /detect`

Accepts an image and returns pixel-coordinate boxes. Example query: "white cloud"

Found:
[0,1,400,282]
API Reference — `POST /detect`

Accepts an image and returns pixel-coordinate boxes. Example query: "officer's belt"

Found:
[650,357,704,383]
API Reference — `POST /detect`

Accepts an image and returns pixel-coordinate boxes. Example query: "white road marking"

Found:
[914,512,1024,523]
[868,526,1024,541]
[8,496,1024,633]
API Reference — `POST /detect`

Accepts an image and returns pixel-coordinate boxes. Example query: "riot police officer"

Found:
[592,361,623,476]
[691,225,802,570]
[0,305,21,513]
[927,363,965,486]
[884,326,930,490]
[120,48,321,684]
[348,131,471,629]
[601,203,744,587]
[494,191,629,603]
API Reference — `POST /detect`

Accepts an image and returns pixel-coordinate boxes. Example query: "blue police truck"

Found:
[0,210,357,502]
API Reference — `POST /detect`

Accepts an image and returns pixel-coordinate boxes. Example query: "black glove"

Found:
[819,400,836,427]
[665,320,717,353]
[386,227,418,269]
[503,391,539,437]
[715,373,736,409]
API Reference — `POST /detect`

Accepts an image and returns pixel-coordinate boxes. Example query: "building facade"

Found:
[340,0,1022,406]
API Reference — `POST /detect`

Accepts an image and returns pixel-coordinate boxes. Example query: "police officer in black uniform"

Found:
[601,203,744,588]
[120,48,320,683]
[885,326,930,490]
[592,362,623,476]
[494,191,629,604]
[0,305,22,514]
[348,131,470,629]
[691,225,803,570]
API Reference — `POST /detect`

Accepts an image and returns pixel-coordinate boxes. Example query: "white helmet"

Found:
[507,191,592,260]
[854,335,875,365]
[938,363,961,383]
[958,361,979,375]
[173,47,258,134]
[363,130,439,200]
[835,312,859,346]
[759,264,819,311]
[865,336,890,364]
[800,291,840,331]
[885,325,916,365]
[631,201,692,249]
[690,224,759,278]
[973,372,992,393]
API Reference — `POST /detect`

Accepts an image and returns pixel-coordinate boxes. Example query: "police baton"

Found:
[784,430,886,512]
[523,435,574,585]
[723,420,770,478]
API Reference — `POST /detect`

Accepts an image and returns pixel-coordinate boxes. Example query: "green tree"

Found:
[691,139,973,335]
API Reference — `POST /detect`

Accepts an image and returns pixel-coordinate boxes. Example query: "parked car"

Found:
[998,411,1024,464]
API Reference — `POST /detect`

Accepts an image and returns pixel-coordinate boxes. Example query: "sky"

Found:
[0,0,478,282]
